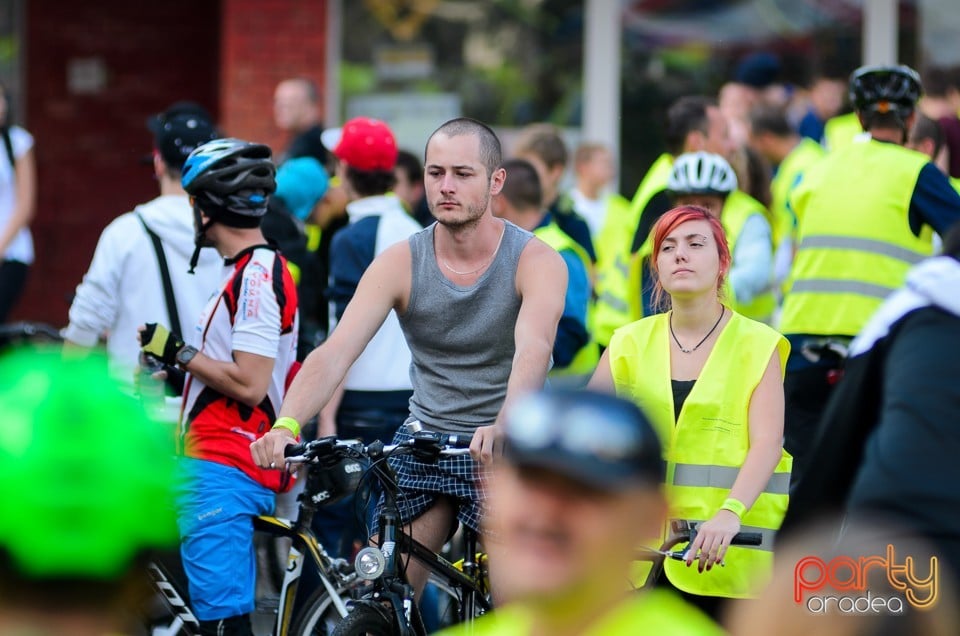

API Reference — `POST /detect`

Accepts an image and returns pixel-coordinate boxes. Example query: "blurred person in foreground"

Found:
[442,389,722,635]
[0,348,177,635]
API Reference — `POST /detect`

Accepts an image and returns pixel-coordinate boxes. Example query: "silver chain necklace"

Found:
[439,223,506,276]
[669,306,725,354]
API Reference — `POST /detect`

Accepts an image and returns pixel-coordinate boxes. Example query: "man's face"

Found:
[424,133,503,230]
[484,463,664,605]
[273,80,316,132]
[675,193,725,218]
[703,106,734,157]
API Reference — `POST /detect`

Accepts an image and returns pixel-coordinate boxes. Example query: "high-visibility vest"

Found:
[770,137,825,250]
[441,588,724,636]
[781,139,933,336]
[534,222,599,381]
[823,112,864,152]
[592,154,673,346]
[721,191,777,325]
[624,190,777,325]
[610,310,791,598]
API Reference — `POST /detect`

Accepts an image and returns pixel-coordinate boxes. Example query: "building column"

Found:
[862,0,898,66]
[582,0,622,187]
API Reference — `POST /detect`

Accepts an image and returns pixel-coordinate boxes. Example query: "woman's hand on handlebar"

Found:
[470,423,504,464]
[250,428,298,470]
[685,510,741,573]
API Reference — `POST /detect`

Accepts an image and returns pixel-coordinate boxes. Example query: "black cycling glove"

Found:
[140,323,184,367]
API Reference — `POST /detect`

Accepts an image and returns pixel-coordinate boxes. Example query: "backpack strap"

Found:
[136,212,183,335]
[2,127,15,173]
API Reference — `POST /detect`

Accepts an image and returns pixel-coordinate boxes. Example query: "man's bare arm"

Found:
[471,238,567,463]
[251,242,412,466]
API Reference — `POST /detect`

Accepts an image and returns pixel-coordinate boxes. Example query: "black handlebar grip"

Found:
[731,531,763,546]
[284,442,308,458]
[440,433,474,449]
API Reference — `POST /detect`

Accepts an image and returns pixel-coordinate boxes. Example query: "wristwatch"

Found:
[175,345,199,369]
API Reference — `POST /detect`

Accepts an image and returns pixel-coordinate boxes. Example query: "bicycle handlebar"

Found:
[282,430,474,465]
[0,321,64,344]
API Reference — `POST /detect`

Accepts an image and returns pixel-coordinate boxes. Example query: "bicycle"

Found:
[144,439,366,635]
[0,320,63,348]
[633,519,763,590]
[281,431,491,636]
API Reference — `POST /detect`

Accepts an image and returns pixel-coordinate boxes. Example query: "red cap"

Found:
[332,117,398,171]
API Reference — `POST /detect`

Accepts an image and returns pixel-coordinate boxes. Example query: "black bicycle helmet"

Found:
[849,65,922,121]
[181,138,277,272]
[503,389,664,490]
[182,138,276,216]
[667,152,738,197]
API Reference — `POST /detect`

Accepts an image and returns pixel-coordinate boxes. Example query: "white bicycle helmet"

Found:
[667,152,738,197]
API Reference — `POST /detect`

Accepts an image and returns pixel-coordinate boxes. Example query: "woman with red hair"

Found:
[589,205,791,617]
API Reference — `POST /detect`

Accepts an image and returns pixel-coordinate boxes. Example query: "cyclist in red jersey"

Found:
[140,138,298,636]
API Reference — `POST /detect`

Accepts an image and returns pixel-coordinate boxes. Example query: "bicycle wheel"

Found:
[329,602,393,636]
[423,573,489,631]
[290,586,353,636]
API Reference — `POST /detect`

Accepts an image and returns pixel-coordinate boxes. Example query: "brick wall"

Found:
[219,0,327,154]
[18,0,219,325]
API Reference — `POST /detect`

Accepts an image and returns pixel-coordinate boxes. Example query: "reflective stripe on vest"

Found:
[672,463,790,496]
[798,235,927,265]
[592,154,673,346]
[609,311,791,598]
[534,222,599,379]
[781,140,932,336]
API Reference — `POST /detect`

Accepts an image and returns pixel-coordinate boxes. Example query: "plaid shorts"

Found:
[373,427,488,535]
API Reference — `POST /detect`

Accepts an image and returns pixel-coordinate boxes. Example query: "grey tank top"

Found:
[399,220,532,433]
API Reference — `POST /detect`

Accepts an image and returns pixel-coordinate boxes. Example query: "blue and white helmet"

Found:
[181,138,276,218]
[667,152,738,197]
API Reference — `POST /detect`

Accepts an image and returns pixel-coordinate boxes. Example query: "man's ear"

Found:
[490,166,507,196]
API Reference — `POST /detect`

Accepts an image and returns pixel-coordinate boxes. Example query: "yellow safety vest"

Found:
[610,311,791,598]
[592,154,673,346]
[534,222,599,381]
[770,137,825,250]
[721,191,777,325]
[823,111,863,152]
[624,190,777,325]
[781,139,933,336]
[951,176,960,195]
[438,588,724,636]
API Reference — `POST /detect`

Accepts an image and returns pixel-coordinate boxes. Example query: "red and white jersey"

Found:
[181,245,299,491]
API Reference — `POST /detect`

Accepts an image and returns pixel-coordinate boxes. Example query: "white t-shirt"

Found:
[0,125,34,263]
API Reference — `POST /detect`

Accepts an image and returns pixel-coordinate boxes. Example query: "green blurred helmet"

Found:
[0,348,178,579]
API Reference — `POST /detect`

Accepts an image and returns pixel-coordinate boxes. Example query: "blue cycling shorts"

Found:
[175,457,275,621]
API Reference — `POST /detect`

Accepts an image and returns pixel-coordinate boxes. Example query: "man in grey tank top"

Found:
[252,117,567,598]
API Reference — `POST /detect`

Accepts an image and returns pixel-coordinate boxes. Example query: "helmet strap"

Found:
[188,204,217,275]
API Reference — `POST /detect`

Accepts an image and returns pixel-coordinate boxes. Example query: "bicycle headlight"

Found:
[354,546,386,580]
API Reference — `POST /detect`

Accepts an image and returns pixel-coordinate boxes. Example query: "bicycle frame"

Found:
[356,455,491,635]
[254,514,354,631]
[145,466,358,636]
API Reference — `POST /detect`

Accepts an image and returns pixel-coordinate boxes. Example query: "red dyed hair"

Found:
[649,205,731,311]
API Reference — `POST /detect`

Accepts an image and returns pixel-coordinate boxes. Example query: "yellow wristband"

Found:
[720,497,747,520]
[272,416,301,438]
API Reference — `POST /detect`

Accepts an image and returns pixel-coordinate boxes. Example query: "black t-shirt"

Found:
[284,123,329,166]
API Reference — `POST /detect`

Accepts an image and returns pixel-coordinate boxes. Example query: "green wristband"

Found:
[720,497,747,519]
[272,416,301,438]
